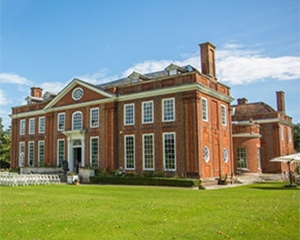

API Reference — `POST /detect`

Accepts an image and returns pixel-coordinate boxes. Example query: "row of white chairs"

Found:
[0,172,61,187]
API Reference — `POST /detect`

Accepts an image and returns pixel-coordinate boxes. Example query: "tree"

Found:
[293,123,300,153]
[0,117,11,168]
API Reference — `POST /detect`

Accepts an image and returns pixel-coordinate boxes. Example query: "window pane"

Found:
[28,142,34,167]
[237,147,247,168]
[164,133,175,170]
[73,112,82,130]
[90,108,99,127]
[163,98,175,122]
[58,140,65,167]
[124,104,134,125]
[58,113,65,131]
[38,141,45,166]
[202,98,208,121]
[39,117,45,133]
[20,119,26,135]
[143,101,153,123]
[143,134,154,170]
[91,137,99,168]
[221,105,226,126]
[29,118,35,134]
[125,136,135,169]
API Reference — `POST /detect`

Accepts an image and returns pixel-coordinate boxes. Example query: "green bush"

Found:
[90,176,200,188]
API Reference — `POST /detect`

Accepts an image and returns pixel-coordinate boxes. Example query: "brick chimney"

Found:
[31,87,43,98]
[237,98,248,105]
[276,91,285,113]
[199,42,216,79]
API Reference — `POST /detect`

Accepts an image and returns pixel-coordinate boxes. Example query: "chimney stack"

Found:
[276,91,285,113]
[199,42,216,79]
[237,98,248,105]
[31,87,43,98]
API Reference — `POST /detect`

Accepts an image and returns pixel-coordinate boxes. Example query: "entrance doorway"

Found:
[73,147,82,174]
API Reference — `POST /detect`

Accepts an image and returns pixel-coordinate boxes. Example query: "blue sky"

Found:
[0,0,299,128]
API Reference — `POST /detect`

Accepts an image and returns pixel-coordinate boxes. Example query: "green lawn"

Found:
[0,182,299,240]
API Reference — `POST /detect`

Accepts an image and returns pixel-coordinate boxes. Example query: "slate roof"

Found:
[232,102,276,117]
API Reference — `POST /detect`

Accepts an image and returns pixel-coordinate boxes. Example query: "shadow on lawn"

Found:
[248,182,300,191]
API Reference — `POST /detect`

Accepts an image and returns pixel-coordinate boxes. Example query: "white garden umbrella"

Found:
[270,153,300,186]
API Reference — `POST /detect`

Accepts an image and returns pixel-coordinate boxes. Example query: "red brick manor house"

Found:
[10,42,295,178]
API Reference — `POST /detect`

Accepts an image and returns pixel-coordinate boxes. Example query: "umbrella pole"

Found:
[288,161,292,185]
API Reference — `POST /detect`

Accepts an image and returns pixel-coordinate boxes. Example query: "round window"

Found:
[204,146,210,162]
[223,148,228,163]
[72,88,84,101]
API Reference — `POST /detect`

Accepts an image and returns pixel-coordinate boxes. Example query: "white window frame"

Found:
[162,98,175,122]
[221,104,227,126]
[28,141,34,167]
[39,117,45,134]
[20,119,26,135]
[72,111,82,130]
[90,137,99,168]
[201,97,208,121]
[142,101,154,124]
[57,139,65,167]
[38,140,45,167]
[29,118,35,134]
[19,142,25,167]
[163,132,176,171]
[237,147,248,169]
[124,135,135,170]
[143,133,155,170]
[90,108,99,128]
[124,104,134,126]
[58,113,65,131]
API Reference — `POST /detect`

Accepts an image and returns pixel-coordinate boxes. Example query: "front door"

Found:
[73,147,82,173]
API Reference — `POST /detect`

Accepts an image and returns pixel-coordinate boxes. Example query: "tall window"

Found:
[125,135,135,169]
[237,147,247,169]
[280,126,284,140]
[28,141,34,167]
[29,118,35,134]
[204,146,210,162]
[223,148,228,163]
[20,119,26,135]
[221,105,227,126]
[143,134,154,170]
[142,101,153,124]
[57,139,65,167]
[19,142,25,167]
[201,98,208,121]
[124,104,134,125]
[72,111,82,130]
[90,137,99,168]
[163,132,176,171]
[162,98,175,122]
[58,113,65,131]
[39,117,45,133]
[38,141,45,167]
[90,108,99,128]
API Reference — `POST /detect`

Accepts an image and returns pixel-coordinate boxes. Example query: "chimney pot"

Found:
[237,98,248,105]
[31,87,43,98]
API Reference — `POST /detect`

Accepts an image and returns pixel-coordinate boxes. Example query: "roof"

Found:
[232,102,276,116]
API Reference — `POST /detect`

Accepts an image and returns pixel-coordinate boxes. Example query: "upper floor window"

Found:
[142,101,153,124]
[162,98,175,122]
[58,113,65,131]
[288,128,292,142]
[39,117,45,133]
[72,111,82,130]
[29,118,35,134]
[221,105,227,126]
[280,126,284,140]
[201,98,208,121]
[72,87,84,101]
[90,108,99,128]
[124,104,134,125]
[20,119,26,135]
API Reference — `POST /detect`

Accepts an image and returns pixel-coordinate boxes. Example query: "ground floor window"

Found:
[19,142,25,167]
[125,135,135,170]
[237,147,248,169]
[163,132,176,171]
[257,148,261,169]
[57,139,65,167]
[28,141,34,167]
[90,137,99,168]
[38,141,45,167]
[143,134,154,170]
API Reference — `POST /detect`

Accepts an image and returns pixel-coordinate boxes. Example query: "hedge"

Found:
[90,176,200,188]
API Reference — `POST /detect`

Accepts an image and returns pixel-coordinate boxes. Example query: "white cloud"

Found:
[78,69,119,85]
[0,72,32,85]
[0,89,11,105]
[40,82,68,94]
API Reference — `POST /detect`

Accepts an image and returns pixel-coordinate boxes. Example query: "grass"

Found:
[0,182,299,240]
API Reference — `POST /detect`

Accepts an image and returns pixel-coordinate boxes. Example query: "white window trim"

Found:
[142,101,154,124]
[38,140,45,166]
[143,133,155,170]
[90,108,99,128]
[39,117,45,134]
[201,97,208,122]
[124,103,135,126]
[28,141,34,167]
[163,132,176,171]
[29,118,35,134]
[90,136,99,167]
[162,97,175,122]
[20,119,26,135]
[124,135,135,170]
[221,104,227,126]
[58,113,65,131]
[19,142,25,167]
[72,111,83,130]
[57,139,65,167]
